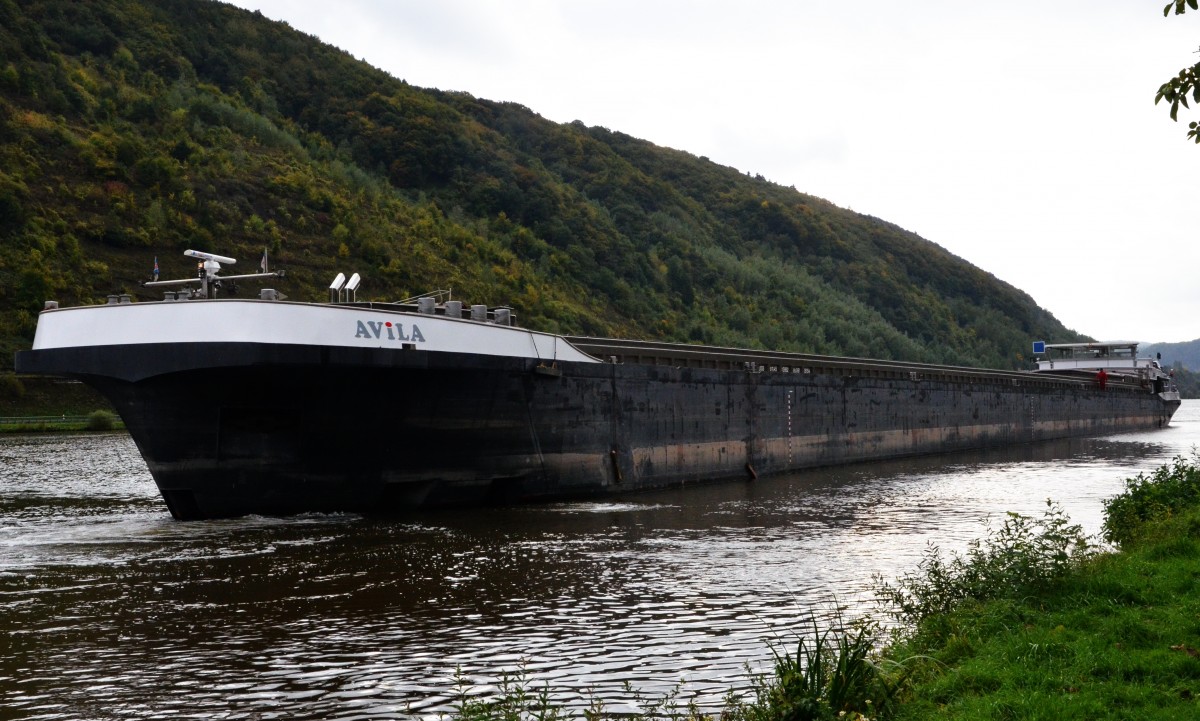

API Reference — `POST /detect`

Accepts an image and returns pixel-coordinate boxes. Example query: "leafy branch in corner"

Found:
[1156,0,1200,143]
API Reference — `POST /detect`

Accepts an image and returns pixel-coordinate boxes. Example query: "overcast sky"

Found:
[227,0,1198,344]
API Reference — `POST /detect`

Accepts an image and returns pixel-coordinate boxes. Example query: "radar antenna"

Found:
[144,249,286,299]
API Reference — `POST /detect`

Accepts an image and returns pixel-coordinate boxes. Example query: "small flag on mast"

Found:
[153,256,159,280]
[259,248,268,274]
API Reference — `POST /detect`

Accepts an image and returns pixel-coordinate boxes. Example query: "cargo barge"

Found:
[14,251,1182,520]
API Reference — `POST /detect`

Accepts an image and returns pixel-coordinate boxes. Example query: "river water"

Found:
[2,401,1198,720]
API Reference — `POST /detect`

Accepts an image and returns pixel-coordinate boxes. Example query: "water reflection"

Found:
[1,403,1196,719]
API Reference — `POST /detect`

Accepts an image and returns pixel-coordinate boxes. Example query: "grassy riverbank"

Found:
[445,457,1200,720]
[0,411,125,433]
[0,373,122,432]
[886,459,1200,720]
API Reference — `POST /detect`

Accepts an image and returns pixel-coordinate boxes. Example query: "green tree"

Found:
[1156,0,1200,142]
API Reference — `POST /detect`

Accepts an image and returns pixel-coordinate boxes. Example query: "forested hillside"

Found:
[1142,339,1200,372]
[1141,340,1200,398]
[0,0,1086,372]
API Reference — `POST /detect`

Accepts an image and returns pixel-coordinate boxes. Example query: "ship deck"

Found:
[565,337,1149,393]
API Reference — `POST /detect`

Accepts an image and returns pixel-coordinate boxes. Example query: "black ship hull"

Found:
[16,338,1180,520]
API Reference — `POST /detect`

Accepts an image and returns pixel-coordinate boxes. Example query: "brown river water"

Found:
[2,401,1197,720]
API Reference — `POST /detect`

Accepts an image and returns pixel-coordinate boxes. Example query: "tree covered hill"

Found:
[1140,339,1200,399]
[1142,339,1200,371]
[0,0,1086,372]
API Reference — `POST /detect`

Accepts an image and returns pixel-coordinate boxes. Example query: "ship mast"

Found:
[144,249,285,299]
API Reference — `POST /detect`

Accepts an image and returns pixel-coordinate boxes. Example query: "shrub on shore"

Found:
[1103,454,1200,546]
[85,409,117,431]
[874,500,1095,628]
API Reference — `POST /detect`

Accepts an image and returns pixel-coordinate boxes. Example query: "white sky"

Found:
[227,1,1199,343]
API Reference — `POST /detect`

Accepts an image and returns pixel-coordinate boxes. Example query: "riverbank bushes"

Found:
[875,501,1095,628]
[1103,455,1200,547]
[85,409,117,431]
[887,455,1200,720]
[446,456,1200,721]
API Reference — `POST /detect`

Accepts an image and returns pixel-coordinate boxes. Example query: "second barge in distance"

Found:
[13,250,1182,520]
